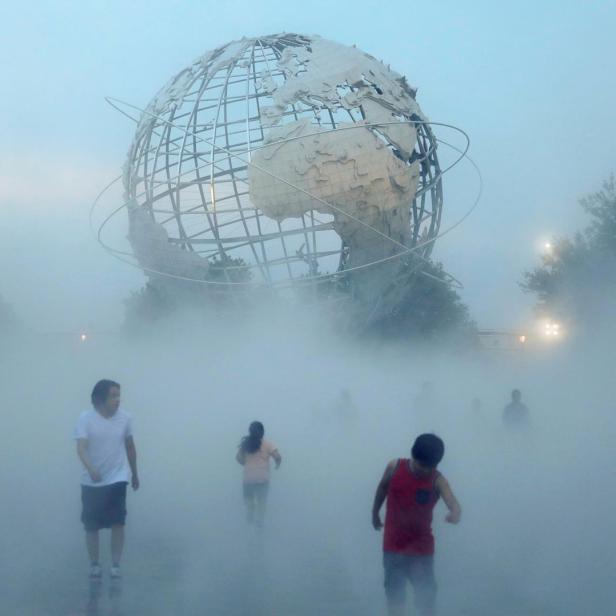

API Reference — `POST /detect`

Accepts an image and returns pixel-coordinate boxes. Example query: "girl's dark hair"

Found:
[91,379,120,407]
[240,421,265,454]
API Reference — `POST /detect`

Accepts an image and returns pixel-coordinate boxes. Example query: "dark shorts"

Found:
[81,482,128,532]
[383,551,436,611]
[242,481,269,501]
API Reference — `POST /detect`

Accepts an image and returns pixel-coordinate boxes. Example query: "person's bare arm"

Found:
[236,449,246,465]
[436,475,461,524]
[125,436,139,491]
[76,438,101,483]
[372,460,397,530]
[271,449,282,469]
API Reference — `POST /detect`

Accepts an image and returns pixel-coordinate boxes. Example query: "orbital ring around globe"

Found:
[90,110,483,288]
[91,104,482,290]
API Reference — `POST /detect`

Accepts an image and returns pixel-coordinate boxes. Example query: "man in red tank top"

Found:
[372,434,461,616]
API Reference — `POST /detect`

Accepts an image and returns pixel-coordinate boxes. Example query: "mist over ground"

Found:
[1,305,614,615]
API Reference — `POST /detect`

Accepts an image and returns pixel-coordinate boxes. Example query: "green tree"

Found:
[124,281,176,330]
[123,257,253,330]
[522,174,616,327]
[374,260,476,345]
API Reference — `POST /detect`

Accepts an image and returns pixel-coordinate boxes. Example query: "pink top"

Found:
[243,439,278,484]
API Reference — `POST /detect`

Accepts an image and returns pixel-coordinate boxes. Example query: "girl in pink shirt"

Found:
[236,421,281,527]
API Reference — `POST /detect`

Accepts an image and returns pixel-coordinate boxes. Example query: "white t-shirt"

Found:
[74,409,133,486]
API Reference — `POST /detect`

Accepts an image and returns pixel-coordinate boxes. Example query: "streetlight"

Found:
[542,320,561,339]
[80,333,88,342]
[539,238,554,256]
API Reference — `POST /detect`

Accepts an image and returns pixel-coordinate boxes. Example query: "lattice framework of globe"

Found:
[123,33,444,300]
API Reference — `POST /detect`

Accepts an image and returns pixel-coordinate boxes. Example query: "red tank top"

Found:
[383,459,440,555]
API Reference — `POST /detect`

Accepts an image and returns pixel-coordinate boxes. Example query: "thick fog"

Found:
[2,304,615,615]
[3,3,616,615]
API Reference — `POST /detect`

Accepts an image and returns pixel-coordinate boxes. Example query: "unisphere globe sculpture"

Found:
[122,33,446,322]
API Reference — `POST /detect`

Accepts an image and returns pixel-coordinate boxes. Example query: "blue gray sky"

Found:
[2,0,615,331]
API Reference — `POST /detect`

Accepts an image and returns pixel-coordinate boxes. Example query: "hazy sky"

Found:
[2,0,615,331]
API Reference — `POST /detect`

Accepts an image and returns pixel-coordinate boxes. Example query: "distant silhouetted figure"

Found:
[236,421,281,528]
[413,381,437,414]
[412,381,443,434]
[470,397,485,421]
[503,389,530,428]
[333,388,358,426]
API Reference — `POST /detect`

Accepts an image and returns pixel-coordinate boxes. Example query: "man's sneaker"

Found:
[89,564,102,578]
[110,565,121,579]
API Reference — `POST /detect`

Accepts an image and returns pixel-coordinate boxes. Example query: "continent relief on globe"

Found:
[248,119,421,256]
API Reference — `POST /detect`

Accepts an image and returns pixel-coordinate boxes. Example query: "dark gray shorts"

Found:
[81,481,128,532]
[243,481,269,501]
[383,551,436,611]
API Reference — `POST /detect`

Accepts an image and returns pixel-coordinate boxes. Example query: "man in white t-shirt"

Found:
[74,379,139,579]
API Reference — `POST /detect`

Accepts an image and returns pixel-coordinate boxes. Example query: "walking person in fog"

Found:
[372,434,461,616]
[75,380,139,579]
[236,421,281,528]
[503,388,530,428]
